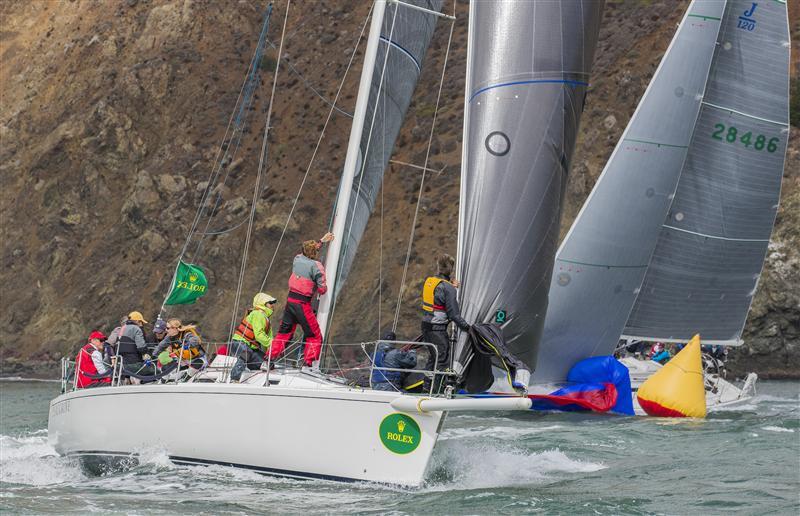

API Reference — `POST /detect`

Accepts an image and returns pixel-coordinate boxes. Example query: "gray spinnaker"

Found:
[455,0,604,370]
[333,0,442,299]
[623,0,790,344]
[534,0,727,382]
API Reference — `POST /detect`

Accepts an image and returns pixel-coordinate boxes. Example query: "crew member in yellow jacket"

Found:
[229,292,277,381]
[637,334,706,418]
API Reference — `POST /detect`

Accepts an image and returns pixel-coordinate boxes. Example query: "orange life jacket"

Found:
[233,307,270,347]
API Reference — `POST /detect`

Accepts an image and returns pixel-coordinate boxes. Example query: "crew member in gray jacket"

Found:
[420,254,470,392]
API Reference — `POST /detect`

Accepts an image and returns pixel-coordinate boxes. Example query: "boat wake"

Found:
[0,431,83,486]
[761,426,794,433]
[424,440,605,490]
[0,429,297,492]
[1,427,604,495]
[440,424,565,440]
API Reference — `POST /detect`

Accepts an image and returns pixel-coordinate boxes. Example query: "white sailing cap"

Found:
[253,292,277,306]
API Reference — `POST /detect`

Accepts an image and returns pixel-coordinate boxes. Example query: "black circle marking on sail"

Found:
[485,131,510,156]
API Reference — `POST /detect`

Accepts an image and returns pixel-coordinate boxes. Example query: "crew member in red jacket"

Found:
[76,331,111,388]
[271,232,334,366]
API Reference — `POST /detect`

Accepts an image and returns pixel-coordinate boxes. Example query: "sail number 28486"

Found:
[711,123,779,152]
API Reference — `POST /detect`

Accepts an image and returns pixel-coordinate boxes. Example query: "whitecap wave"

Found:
[761,426,795,433]
[440,424,564,440]
[0,376,60,383]
[709,402,759,413]
[751,394,800,404]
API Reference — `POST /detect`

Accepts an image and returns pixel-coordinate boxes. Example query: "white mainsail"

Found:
[318,0,443,338]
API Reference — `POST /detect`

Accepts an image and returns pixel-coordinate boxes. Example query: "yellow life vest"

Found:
[422,276,451,312]
[173,328,202,360]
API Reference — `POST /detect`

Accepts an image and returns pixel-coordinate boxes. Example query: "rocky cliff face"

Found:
[1,0,797,378]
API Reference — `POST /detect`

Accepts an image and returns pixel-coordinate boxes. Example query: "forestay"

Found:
[456,0,603,371]
[331,0,443,300]
[535,0,727,382]
[623,0,790,344]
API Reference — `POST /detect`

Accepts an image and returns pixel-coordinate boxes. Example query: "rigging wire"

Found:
[179,14,361,249]
[324,2,401,341]
[378,61,387,338]
[194,216,251,236]
[388,159,447,175]
[258,2,375,291]
[392,3,456,332]
[228,1,292,343]
[266,40,354,119]
[159,4,273,314]
[189,10,272,262]
[191,13,275,262]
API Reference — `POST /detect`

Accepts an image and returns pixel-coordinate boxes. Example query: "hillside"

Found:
[1,0,797,378]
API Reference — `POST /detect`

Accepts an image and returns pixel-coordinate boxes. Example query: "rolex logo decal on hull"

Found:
[379,413,421,454]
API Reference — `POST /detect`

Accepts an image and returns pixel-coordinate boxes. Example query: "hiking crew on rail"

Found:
[271,232,334,367]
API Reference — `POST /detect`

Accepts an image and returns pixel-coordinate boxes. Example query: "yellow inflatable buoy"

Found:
[637,334,706,418]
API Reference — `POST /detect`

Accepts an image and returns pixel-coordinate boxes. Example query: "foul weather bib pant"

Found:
[421,325,450,393]
[272,294,323,366]
[228,340,265,381]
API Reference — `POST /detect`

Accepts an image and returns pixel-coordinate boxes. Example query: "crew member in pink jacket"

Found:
[271,232,334,365]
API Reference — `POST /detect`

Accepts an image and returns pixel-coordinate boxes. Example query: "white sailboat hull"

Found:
[48,372,444,486]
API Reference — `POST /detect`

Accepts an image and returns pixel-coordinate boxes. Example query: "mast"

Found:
[454,0,475,287]
[317,0,387,340]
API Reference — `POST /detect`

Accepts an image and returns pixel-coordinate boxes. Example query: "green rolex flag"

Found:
[164,261,208,305]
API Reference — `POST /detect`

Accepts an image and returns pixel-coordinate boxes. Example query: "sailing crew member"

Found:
[154,319,207,373]
[650,343,671,364]
[229,292,277,381]
[147,318,169,354]
[421,253,470,392]
[272,232,334,367]
[107,311,154,377]
[372,331,418,391]
[76,331,111,388]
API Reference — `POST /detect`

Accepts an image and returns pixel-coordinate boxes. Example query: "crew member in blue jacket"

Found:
[372,331,417,391]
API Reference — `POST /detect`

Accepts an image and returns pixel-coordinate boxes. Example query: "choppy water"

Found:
[1,379,798,515]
